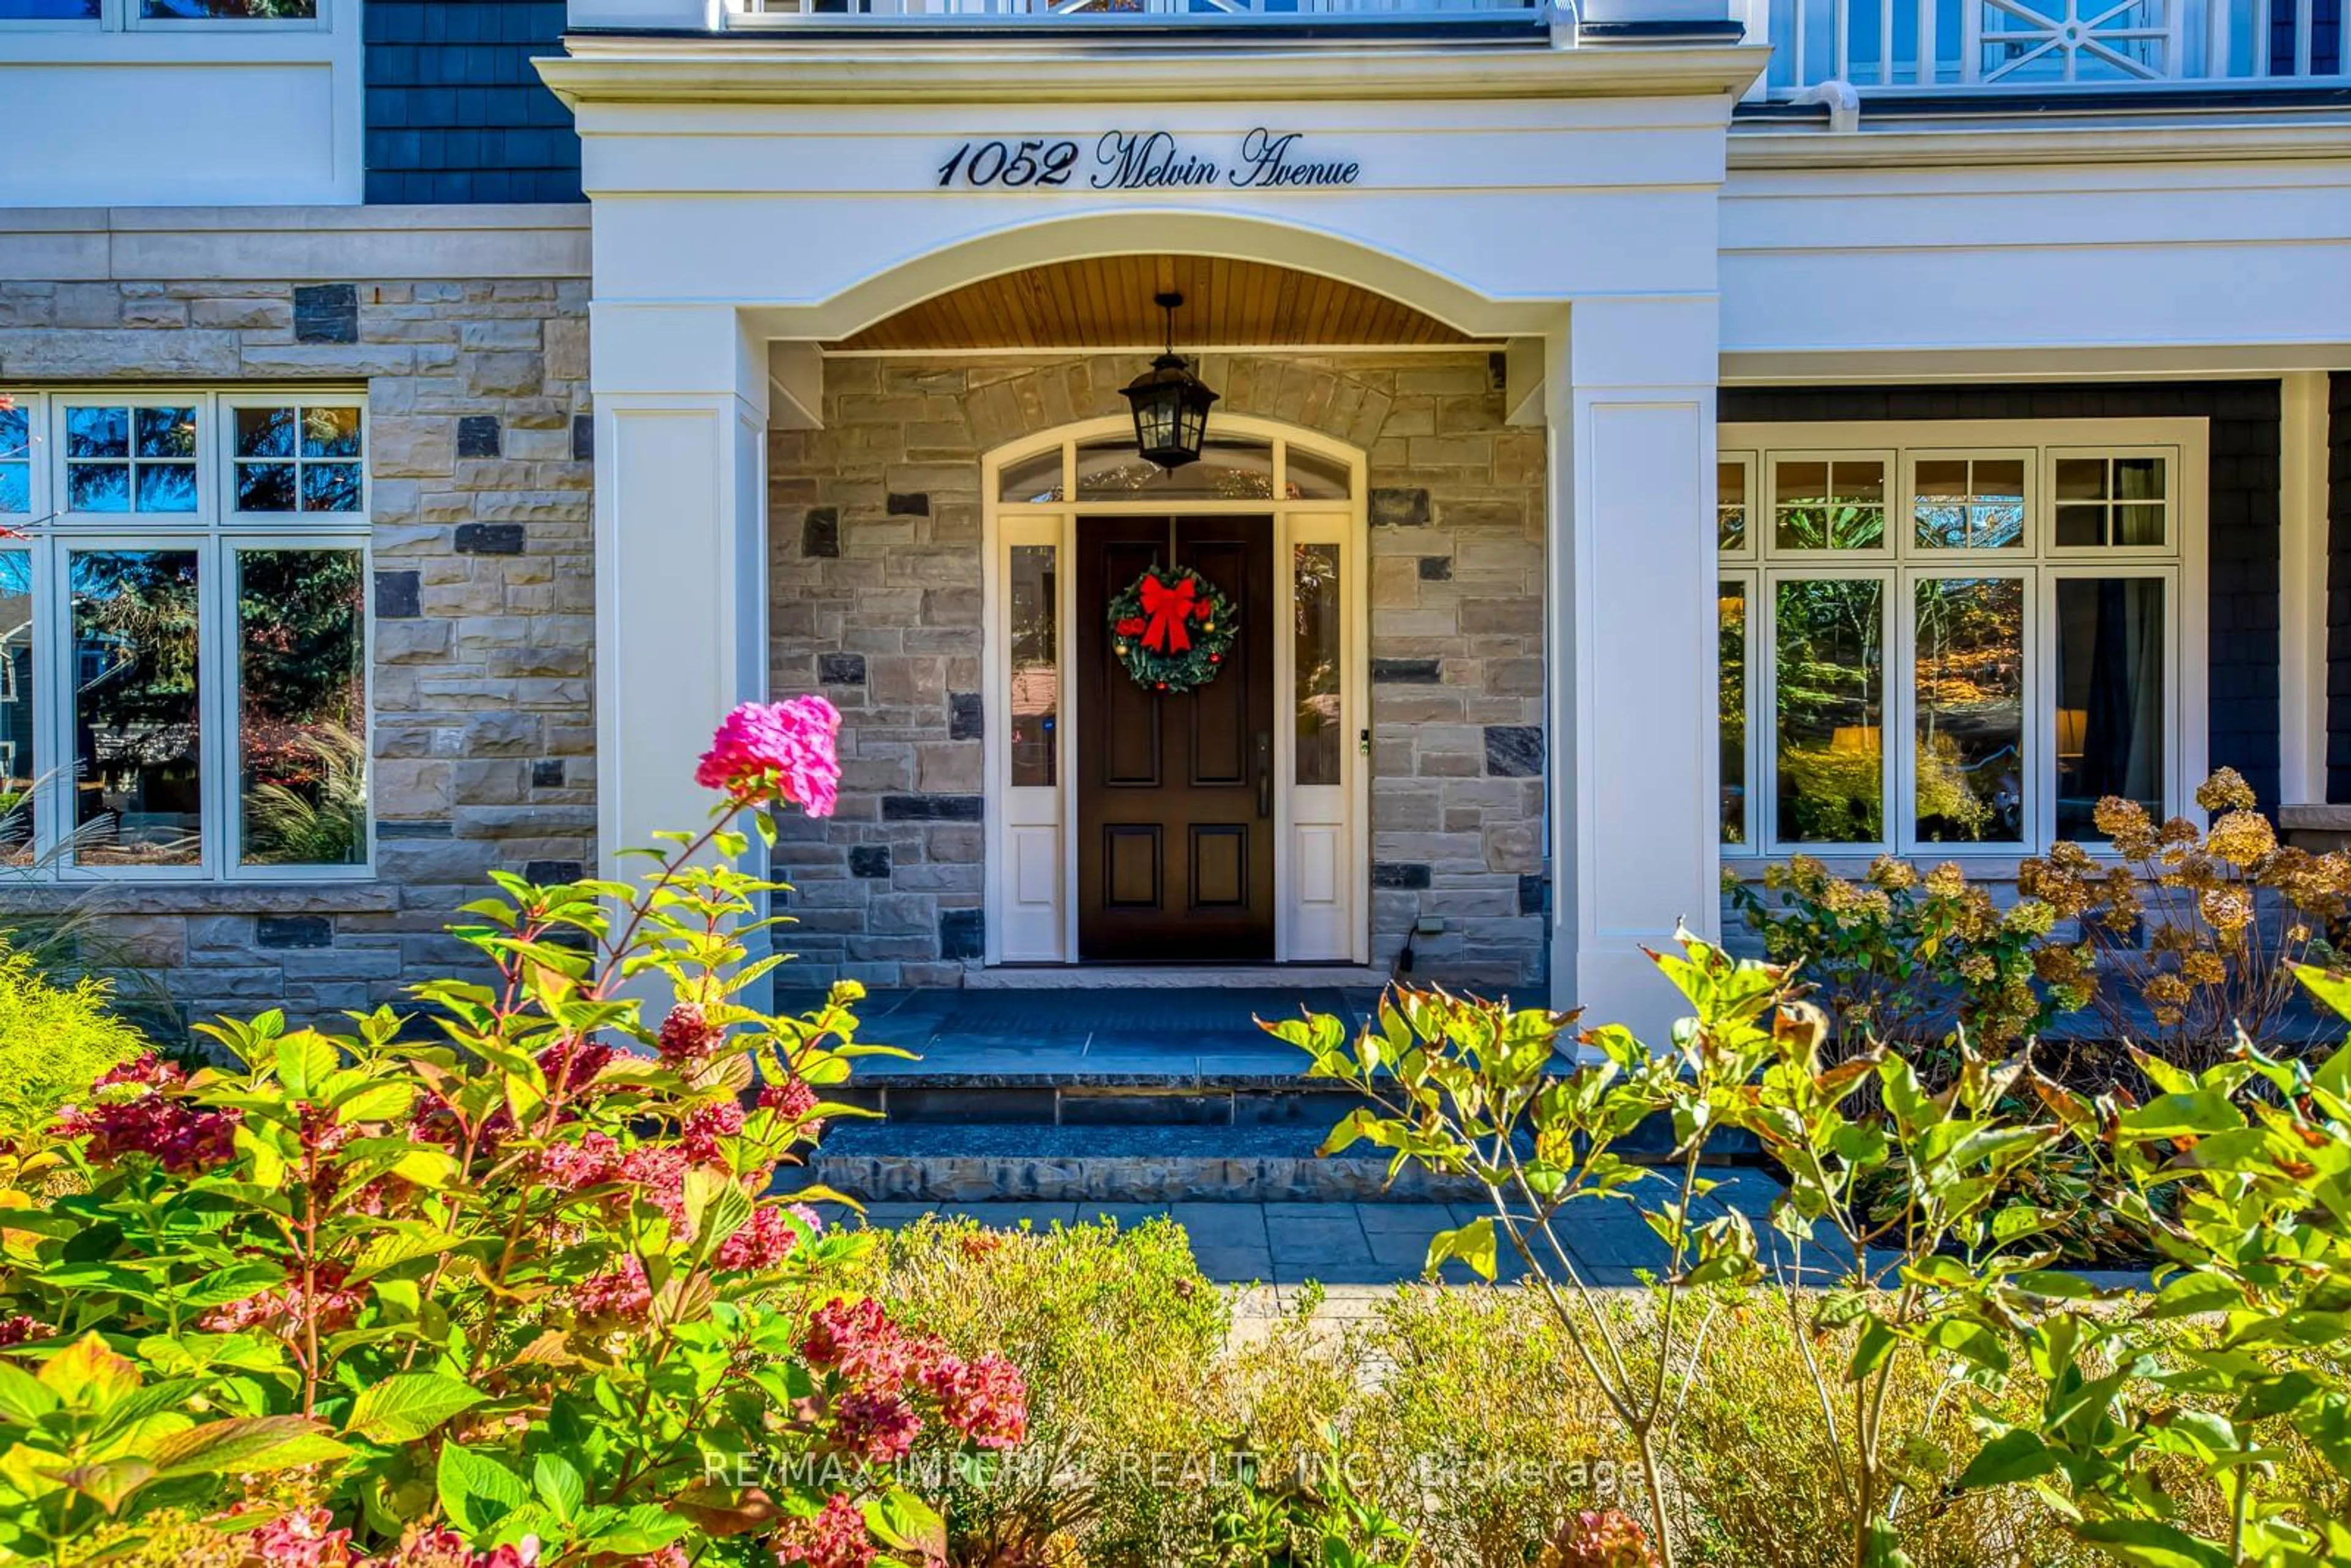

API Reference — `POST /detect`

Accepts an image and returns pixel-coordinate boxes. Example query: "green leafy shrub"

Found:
[1727,854,2075,1052]
[846,1214,1235,1567]
[0,696,1034,1568]
[0,948,143,1139]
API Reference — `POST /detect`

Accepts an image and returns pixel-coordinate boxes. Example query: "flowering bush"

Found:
[0,696,1030,1567]
[2020,768,2351,1049]
[1727,853,2076,1051]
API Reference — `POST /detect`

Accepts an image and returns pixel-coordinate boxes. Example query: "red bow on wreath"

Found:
[1138,572,1198,655]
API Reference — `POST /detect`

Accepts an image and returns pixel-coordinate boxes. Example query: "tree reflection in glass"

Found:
[1007,546,1057,789]
[1914,577,2025,842]
[238,549,367,866]
[1719,580,1745,844]
[1774,577,1883,844]
[1294,544,1341,786]
[0,551,34,867]
[70,550,202,868]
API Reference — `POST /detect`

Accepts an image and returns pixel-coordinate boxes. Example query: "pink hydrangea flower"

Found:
[714,1202,821,1272]
[680,1099,744,1164]
[696,697,842,817]
[802,1297,934,1388]
[658,1002,724,1064]
[249,1506,353,1568]
[771,1493,874,1568]
[831,1389,921,1464]
[56,1054,241,1173]
[920,1352,1029,1450]
[569,1256,653,1323]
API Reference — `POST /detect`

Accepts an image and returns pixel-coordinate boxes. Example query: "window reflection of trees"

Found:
[1914,578,2025,843]
[1008,547,1057,789]
[1293,544,1341,786]
[70,551,203,867]
[1774,578,1884,844]
[238,550,366,866]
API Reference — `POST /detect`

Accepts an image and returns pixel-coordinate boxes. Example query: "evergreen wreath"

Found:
[1106,564,1239,694]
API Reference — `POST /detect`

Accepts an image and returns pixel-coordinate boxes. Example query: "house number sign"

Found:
[934,129,1361,192]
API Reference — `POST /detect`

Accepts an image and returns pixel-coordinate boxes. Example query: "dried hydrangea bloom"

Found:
[1865,854,1918,893]
[2203,809,2278,869]
[2094,795,2161,859]
[2196,766,2260,813]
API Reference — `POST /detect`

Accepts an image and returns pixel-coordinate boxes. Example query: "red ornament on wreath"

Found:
[1105,563,1239,694]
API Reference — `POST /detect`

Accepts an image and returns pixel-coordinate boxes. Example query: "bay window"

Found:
[0,388,369,880]
[1719,421,2202,858]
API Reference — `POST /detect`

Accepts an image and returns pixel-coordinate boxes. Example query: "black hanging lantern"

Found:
[1121,290,1219,471]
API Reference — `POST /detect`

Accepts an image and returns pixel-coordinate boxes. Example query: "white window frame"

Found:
[0,0,324,26]
[1763,447,1899,560]
[1720,418,2207,864]
[0,386,373,884]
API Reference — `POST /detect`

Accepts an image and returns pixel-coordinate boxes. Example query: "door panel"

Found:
[1076,514,1275,961]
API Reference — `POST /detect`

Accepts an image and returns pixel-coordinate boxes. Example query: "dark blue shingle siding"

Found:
[364,1,580,205]
[1719,381,2285,814]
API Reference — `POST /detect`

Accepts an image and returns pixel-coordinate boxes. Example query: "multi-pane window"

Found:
[0,0,317,21]
[0,388,369,880]
[1719,424,2199,858]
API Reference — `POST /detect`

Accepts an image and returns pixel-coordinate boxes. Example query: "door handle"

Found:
[1255,732,1272,820]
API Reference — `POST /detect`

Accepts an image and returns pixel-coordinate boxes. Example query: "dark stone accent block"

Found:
[455,523,525,555]
[1372,658,1442,685]
[802,507,840,559]
[948,691,984,741]
[457,415,502,458]
[1417,555,1454,582]
[1373,862,1432,890]
[1371,487,1431,527]
[939,908,984,961]
[292,283,358,345]
[531,759,564,789]
[257,915,332,950]
[1485,725,1545,778]
[883,793,984,822]
[850,846,891,879]
[1518,873,1549,916]
[571,414,594,462]
[375,569,421,620]
[819,652,868,685]
[887,492,930,517]
[525,860,585,885]
[378,820,454,840]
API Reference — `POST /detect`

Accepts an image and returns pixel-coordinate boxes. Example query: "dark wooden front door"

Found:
[1076,516,1275,962]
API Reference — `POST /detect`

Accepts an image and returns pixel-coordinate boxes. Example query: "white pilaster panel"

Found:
[592,307,771,898]
[1548,298,1722,1043]
[2281,371,2330,806]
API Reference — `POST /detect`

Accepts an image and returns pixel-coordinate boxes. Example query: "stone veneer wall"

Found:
[767,350,1550,991]
[0,262,594,1027]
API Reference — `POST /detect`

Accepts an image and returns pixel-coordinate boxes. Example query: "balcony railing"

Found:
[729,0,1544,17]
[1755,1,2347,92]
[721,0,2348,96]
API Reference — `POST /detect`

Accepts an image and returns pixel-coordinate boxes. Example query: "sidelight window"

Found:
[1721,425,2195,858]
[0,387,370,880]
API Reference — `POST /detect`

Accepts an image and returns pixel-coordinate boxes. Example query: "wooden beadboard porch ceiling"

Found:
[830,256,1479,352]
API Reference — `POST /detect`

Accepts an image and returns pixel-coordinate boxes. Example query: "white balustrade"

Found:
[1743,0,2346,93]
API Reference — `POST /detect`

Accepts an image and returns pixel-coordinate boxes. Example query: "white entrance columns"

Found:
[1546,296,1723,1041]
[591,303,772,879]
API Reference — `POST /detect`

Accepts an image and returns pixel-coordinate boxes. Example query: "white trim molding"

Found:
[979,413,1371,969]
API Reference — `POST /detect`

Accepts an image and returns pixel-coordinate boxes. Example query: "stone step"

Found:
[794,1120,1491,1204]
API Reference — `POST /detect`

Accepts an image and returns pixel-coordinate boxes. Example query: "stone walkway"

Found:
[836,1165,1799,1287]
